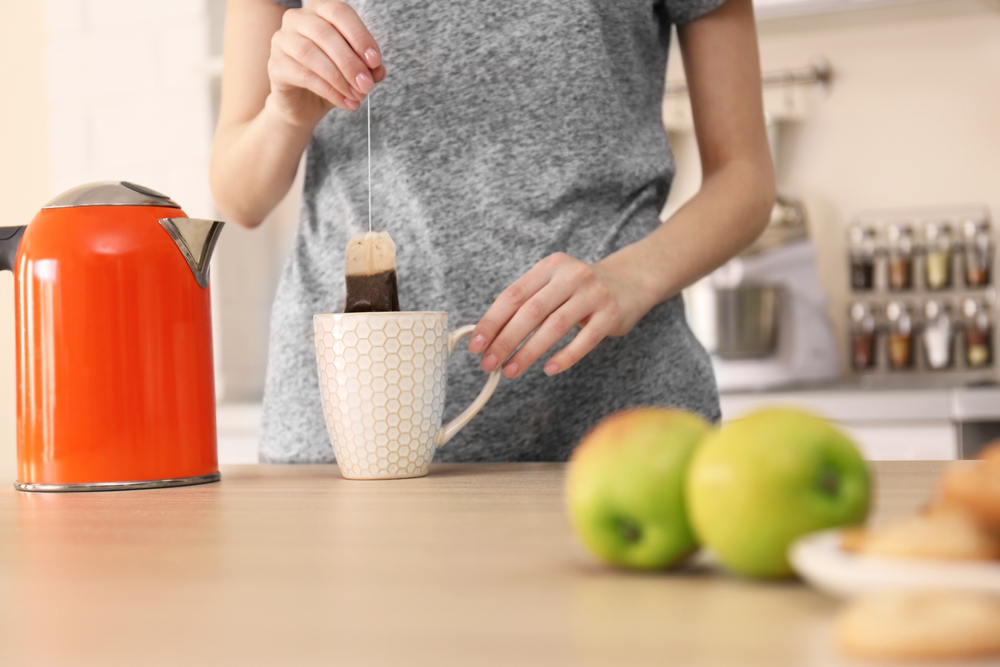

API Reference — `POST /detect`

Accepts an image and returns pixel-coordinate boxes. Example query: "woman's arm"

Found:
[210,0,385,228]
[469,0,775,378]
[633,0,776,302]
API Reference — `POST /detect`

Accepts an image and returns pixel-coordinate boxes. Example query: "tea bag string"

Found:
[366,95,371,233]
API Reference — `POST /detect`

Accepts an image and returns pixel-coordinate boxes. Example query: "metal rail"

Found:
[665,58,832,97]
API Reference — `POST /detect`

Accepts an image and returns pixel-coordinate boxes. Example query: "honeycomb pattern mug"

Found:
[313,312,502,479]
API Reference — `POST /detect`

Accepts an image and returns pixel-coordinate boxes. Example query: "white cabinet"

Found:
[218,402,264,464]
[839,423,957,461]
[720,386,1000,461]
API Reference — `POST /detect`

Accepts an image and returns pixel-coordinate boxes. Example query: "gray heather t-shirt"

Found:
[261,0,726,463]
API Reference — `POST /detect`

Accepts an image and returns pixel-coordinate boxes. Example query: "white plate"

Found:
[789,529,1000,599]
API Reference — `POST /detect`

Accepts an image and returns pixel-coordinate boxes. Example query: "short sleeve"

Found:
[663,0,730,25]
[271,0,302,7]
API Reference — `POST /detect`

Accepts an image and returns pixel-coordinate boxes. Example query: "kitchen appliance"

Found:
[685,195,841,391]
[0,181,224,491]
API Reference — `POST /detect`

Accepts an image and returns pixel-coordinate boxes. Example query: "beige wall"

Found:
[669,0,1000,225]
[754,0,1000,264]
[0,4,51,483]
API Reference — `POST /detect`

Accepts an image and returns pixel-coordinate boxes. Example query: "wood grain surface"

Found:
[0,461,956,666]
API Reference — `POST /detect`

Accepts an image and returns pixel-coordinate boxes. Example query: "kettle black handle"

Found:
[0,226,26,273]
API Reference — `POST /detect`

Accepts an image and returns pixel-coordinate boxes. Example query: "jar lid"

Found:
[887,224,912,240]
[41,181,180,209]
[886,301,905,321]
[850,302,876,331]
[963,218,990,238]
[849,225,875,243]
[925,300,945,319]
[925,221,952,241]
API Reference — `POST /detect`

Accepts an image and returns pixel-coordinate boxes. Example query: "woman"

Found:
[211,0,775,463]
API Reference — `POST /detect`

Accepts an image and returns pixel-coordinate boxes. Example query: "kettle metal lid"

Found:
[36,180,223,289]
[42,181,181,209]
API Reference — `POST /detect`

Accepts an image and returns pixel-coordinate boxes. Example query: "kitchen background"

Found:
[1,0,999,481]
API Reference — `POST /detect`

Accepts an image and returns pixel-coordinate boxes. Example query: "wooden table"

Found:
[0,462,949,666]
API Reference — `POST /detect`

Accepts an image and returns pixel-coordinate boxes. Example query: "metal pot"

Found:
[713,285,783,360]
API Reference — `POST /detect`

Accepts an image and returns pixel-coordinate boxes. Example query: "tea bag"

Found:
[345,231,400,313]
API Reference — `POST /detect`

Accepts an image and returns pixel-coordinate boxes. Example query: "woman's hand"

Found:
[267,0,387,126]
[468,253,653,379]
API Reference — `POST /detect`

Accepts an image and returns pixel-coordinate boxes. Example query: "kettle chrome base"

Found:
[13,472,221,493]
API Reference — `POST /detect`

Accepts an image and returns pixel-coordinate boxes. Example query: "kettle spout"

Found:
[159,218,225,289]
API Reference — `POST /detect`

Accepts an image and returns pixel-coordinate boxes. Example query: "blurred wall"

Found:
[667,0,1000,229]
[46,0,214,218]
[0,4,51,483]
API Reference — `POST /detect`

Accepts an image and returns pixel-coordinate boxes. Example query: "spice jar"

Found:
[885,301,913,369]
[924,221,953,290]
[849,302,877,370]
[963,218,992,287]
[922,300,953,370]
[963,299,992,368]
[886,223,914,290]
[848,225,877,291]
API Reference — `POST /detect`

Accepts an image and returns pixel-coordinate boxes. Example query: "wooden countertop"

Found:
[0,462,949,666]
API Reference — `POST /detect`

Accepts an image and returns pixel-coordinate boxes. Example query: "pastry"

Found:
[836,589,1000,661]
[942,442,1000,533]
[839,526,868,553]
[845,502,1000,561]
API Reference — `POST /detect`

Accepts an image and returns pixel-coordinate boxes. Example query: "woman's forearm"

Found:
[210,99,317,228]
[599,0,774,323]
[211,0,385,228]
[598,157,775,318]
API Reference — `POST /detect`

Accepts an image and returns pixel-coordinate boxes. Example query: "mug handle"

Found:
[437,325,502,447]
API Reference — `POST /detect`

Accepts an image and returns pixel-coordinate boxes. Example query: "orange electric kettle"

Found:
[0,181,224,491]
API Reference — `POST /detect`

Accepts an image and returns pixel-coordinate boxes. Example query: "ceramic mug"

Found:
[313,311,502,479]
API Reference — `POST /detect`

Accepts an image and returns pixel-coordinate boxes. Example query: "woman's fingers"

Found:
[482,279,578,374]
[269,0,384,121]
[292,11,373,97]
[273,30,357,102]
[468,254,566,359]
[500,295,597,378]
[311,0,382,70]
[268,50,355,110]
[471,253,632,378]
[544,314,615,375]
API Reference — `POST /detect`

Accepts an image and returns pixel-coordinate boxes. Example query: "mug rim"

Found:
[314,311,447,320]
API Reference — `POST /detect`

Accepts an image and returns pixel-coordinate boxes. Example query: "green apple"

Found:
[565,407,712,570]
[686,408,870,578]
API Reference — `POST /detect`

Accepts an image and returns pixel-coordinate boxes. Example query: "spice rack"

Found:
[845,204,997,387]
